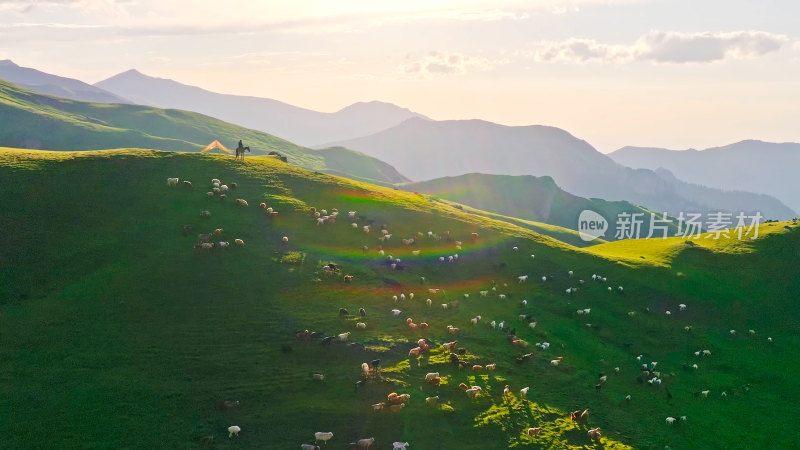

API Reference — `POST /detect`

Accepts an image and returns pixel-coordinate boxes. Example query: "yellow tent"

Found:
[201,140,233,154]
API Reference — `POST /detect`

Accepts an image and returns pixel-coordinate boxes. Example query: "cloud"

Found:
[527,30,791,63]
[400,51,506,78]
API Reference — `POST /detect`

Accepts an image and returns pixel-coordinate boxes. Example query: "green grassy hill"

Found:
[404,173,677,240]
[0,78,408,185]
[1,148,797,449]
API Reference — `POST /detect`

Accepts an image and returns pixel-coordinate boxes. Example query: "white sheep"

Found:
[498,294,507,300]
[512,246,519,252]
[337,332,351,341]
[393,442,410,450]
[425,396,439,405]
[426,299,432,307]
[356,322,367,329]
[520,386,530,398]
[167,177,179,186]
[665,417,676,424]
[363,225,370,233]
[228,425,241,437]
[392,309,401,316]
[518,275,528,283]
[568,270,573,277]
[541,276,547,282]
[301,444,320,450]
[425,372,440,381]
[314,432,333,444]
[528,322,537,329]
[348,211,356,218]
[679,304,687,311]
[352,222,358,228]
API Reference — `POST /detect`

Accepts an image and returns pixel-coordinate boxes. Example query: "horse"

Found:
[235,146,250,160]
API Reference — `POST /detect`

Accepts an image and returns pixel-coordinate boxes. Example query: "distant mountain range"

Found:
[331,118,796,219]
[404,173,677,238]
[610,141,800,216]
[3,60,796,220]
[0,78,407,185]
[0,60,129,104]
[95,69,428,146]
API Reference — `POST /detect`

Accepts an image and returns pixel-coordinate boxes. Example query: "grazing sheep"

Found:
[228,426,241,438]
[587,428,602,440]
[235,199,248,207]
[408,347,421,357]
[337,332,351,341]
[529,322,537,329]
[425,372,440,381]
[541,276,547,282]
[359,308,366,316]
[498,294,507,300]
[426,299,432,307]
[520,386,530,398]
[357,437,374,449]
[472,365,484,372]
[665,417,676,424]
[314,432,334,444]
[512,246,519,252]
[200,210,211,218]
[344,275,354,283]
[425,396,439,405]
[282,236,289,243]
[701,390,710,397]
[301,444,321,450]
[313,373,325,381]
[466,387,481,399]
[234,239,244,246]
[356,322,366,330]
[679,304,687,311]
[371,402,385,411]
[551,359,560,366]
[518,275,528,283]
[167,177,179,186]
[392,309,401,316]
[527,427,543,436]
[570,409,589,424]
[392,442,410,450]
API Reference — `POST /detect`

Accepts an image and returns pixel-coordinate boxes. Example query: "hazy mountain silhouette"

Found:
[0,60,129,104]
[331,118,796,219]
[610,141,800,216]
[95,69,428,146]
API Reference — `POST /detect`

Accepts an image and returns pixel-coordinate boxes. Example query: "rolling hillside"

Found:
[0,59,129,104]
[0,78,407,185]
[330,118,795,220]
[1,148,797,449]
[96,69,429,146]
[610,141,800,216]
[404,173,677,239]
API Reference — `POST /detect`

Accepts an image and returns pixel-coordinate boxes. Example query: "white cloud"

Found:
[528,30,791,64]
[400,51,506,78]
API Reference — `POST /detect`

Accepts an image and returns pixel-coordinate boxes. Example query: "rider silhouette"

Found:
[238,140,243,149]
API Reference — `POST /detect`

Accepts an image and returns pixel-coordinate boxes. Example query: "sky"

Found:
[1,0,799,152]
